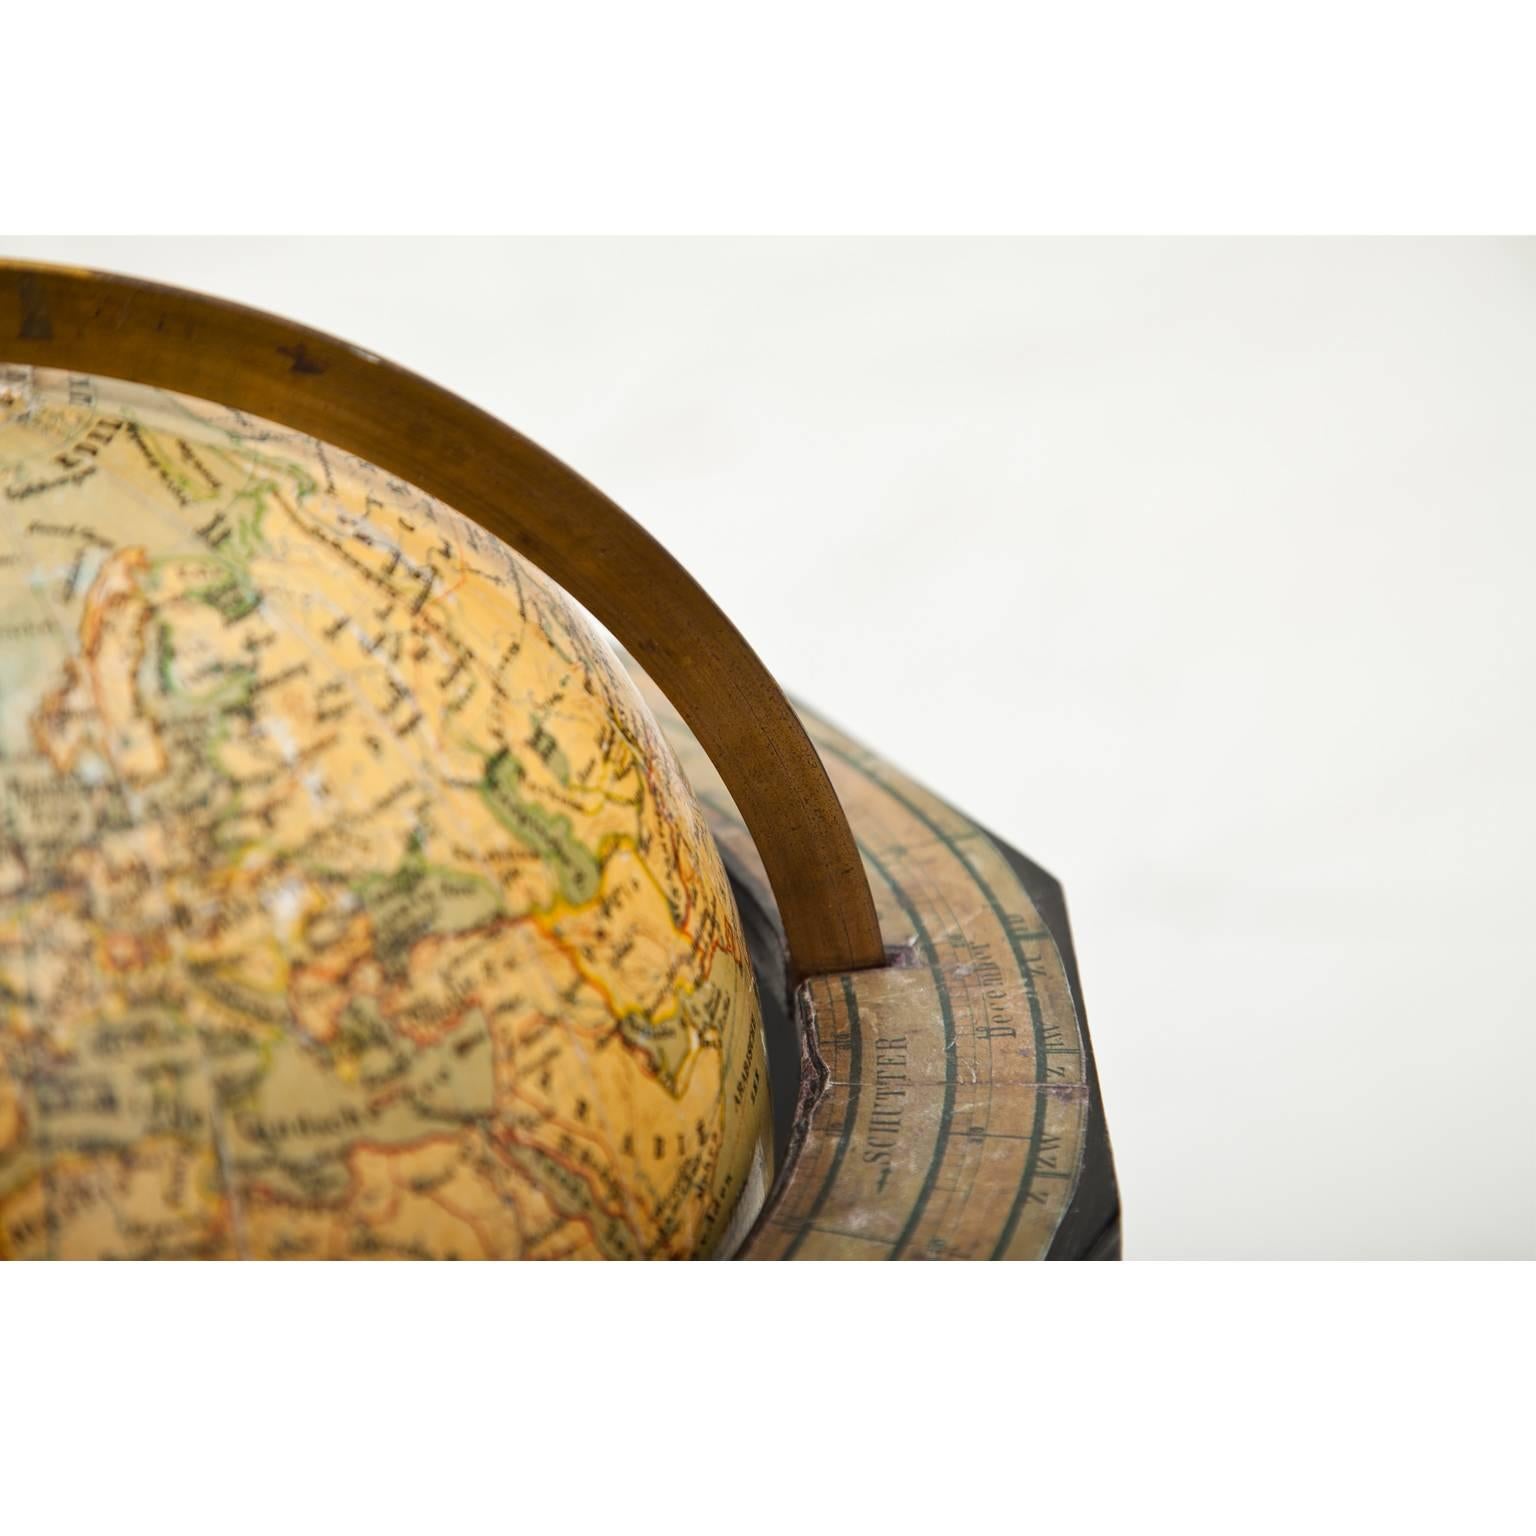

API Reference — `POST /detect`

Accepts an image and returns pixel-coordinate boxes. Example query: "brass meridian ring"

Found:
[0,259,885,980]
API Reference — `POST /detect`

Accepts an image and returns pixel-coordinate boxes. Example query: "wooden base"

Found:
[633,670,1121,1261]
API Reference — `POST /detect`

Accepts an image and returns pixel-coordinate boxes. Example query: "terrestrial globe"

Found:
[0,368,770,1259]
[0,260,1120,1263]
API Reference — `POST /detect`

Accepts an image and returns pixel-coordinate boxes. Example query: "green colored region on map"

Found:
[480,748,601,905]
[354,852,504,977]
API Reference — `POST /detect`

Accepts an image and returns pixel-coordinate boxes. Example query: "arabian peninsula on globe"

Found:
[0,367,771,1259]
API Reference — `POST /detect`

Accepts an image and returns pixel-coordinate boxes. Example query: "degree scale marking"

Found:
[635,682,1092,1261]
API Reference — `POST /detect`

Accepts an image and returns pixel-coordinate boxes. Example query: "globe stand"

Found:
[0,261,1119,1259]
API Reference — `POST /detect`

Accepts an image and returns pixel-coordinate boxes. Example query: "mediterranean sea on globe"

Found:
[0,366,772,1259]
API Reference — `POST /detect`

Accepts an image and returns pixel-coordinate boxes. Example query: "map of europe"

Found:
[0,366,770,1259]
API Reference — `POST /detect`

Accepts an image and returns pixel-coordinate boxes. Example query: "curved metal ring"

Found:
[0,259,885,980]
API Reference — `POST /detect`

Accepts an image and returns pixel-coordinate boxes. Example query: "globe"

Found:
[0,366,771,1259]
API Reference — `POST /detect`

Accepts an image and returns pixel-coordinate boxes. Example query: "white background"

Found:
[6,235,1533,1259]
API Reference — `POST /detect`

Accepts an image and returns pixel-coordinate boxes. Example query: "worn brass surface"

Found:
[0,259,884,979]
